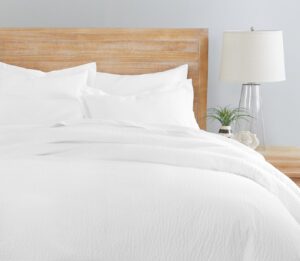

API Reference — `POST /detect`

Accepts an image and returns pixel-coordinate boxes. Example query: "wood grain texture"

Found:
[0,28,208,129]
[258,146,300,187]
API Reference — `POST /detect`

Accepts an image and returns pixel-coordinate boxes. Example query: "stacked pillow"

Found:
[0,62,96,125]
[85,79,198,129]
[94,64,188,95]
[0,62,199,129]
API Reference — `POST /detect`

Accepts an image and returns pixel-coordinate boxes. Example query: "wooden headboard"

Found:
[0,28,208,129]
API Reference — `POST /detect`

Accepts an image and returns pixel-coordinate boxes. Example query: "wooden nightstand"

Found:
[257,147,300,187]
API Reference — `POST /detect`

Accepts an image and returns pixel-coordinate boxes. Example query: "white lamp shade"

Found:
[220,30,286,83]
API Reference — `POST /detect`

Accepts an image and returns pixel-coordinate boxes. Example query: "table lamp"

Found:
[220,28,286,147]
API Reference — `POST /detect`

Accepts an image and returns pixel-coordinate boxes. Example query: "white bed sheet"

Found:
[0,120,299,261]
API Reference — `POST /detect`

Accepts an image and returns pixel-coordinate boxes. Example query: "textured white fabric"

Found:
[0,70,89,125]
[84,80,199,129]
[0,120,299,261]
[95,64,188,95]
[0,61,97,86]
[0,62,98,124]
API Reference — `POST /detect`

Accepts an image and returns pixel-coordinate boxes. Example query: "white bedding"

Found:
[0,62,97,124]
[0,120,299,261]
[84,79,199,129]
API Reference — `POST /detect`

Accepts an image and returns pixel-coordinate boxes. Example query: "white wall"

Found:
[1,0,299,145]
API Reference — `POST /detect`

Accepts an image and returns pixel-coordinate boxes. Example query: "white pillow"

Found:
[0,69,88,125]
[84,79,199,129]
[0,61,97,86]
[95,64,188,95]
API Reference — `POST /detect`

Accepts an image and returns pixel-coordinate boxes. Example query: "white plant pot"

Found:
[218,126,233,138]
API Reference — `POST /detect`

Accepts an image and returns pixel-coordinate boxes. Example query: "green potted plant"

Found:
[207,106,251,138]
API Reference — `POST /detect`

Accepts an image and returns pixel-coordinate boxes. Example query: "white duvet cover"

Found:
[0,120,299,261]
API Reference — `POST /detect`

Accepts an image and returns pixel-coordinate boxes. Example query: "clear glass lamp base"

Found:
[233,83,265,149]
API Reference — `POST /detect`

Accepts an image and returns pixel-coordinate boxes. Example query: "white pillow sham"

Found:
[95,64,188,95]
[0,61,97,86]
[84,79,199,129]
[0,69,89,125]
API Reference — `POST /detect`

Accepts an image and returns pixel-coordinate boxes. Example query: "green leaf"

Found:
[206,105,252,126]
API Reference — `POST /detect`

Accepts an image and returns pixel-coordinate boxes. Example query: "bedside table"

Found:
[257,147,300,187]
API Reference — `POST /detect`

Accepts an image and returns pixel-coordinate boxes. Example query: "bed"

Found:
[0,28,299,261]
